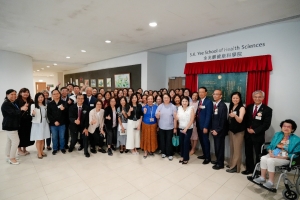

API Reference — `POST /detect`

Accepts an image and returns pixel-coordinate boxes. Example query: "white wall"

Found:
[147,52,166,90]
[33,73,59,94]
[65,52,148,89]
[0,50,33,129]
[165,52,187,87]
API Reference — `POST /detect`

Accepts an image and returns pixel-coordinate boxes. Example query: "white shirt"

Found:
[200,97,206,104]
[177,106,193,129]
[253,103,262,112]
[214,99,221,107]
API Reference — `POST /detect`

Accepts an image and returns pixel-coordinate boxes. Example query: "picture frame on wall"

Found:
[70,78,72,84]
[84,79,89,86]
[75,79,79,85]
[98,79,104,87]
[91,79,96,87]
[114,73,130,88]
[80,83,83,87]
[106,78,111,87]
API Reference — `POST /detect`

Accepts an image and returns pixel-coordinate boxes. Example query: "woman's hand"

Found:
[32,109,36,116]
[106,115,111,120]
[228,112,236,118]
[181,128,187,134]
[173,128,177,134]
[269,151,275,158]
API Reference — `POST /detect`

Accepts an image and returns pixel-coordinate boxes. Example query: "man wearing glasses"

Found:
[242,90,272,175]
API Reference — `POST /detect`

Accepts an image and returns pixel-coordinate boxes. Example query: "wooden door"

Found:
[36,82,46,93]
[168,77,185,90]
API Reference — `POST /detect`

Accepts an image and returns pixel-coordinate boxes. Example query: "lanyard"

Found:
[147,105,153,118]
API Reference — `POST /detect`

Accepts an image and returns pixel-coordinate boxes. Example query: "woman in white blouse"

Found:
[30,93,50,159]
[176,96,195,164]
[88,100,106,153]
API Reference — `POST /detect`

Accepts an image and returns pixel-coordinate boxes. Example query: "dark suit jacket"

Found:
[211,100,228,135]
[60,96,72,125]
[196,97,213,130]
[245,104,272,142]
[104,106,119,130]
[69,104,89,133]
[83,95,97,111]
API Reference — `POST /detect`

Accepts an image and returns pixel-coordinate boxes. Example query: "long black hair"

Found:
[129,93,138,106]
[34,92,46,109]
[229,92,244,112]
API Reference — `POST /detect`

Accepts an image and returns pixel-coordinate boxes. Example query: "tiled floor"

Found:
[0,132,288,200]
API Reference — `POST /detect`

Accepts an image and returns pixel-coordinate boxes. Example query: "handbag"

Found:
[172,133,179,147]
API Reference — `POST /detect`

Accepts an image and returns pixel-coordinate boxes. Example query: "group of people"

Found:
[2,84,300,189]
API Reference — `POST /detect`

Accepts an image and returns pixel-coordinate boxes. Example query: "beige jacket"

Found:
[88,108,104,133]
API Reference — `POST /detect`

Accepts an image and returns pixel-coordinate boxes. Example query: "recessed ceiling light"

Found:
[47,66,50,68]
[81,50,86,53]
[149,22,157,27]
[39,80,43,82]
[37,70,40,71]
[105,40,111,43]
[66,56,70,59]
[53,63,57,65]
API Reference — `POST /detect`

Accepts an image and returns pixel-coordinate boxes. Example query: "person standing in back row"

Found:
[242,90,272,175]
[211,89,228,170]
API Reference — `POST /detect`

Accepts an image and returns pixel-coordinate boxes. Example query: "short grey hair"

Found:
[85,87,92,92]
[41,90,49,94]
[252,90,265,97]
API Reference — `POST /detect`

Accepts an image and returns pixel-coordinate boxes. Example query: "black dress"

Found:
[15,99,35,147]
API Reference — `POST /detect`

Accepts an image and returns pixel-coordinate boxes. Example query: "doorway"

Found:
[168,77,185,90]
[35,82,46,93]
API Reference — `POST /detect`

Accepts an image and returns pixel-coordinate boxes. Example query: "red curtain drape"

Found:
[184,55,272,105]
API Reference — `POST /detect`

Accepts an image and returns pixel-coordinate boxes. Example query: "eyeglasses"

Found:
[283,125,292,128]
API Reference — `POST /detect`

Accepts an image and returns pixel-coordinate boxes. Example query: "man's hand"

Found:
[68,99,72,104]
[83,129,89,136]
[106,115,111,120]
[75,119,80,125]
[247,128,255,134]
[173,128,177,134]
[212,130,218,136]
[54,121,60,126]
[60,105,65,110]
[203,128,208,134]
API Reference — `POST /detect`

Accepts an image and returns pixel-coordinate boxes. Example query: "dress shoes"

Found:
[85,153,90,158]
[226,167,237,173]
[68,148,73,153]
[61,149,66,154]
[202,159,211,164]
[212,164,224,170]
[107,148,113,156]
[52,150,57,155]
[211,160,217,165]
[197,155,205,159]
[98,148,106,153]
[241,170,253,175]
[111,146,116,151]
[64,145,69,149]
[78,146,83,151]
[90,149,97,154]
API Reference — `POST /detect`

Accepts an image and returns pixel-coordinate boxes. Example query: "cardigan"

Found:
[267,131,300,159]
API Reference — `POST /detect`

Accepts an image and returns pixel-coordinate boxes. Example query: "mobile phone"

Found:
[134,128,137,130]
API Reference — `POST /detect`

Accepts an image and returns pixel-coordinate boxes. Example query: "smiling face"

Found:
[198,88,207,99]
[181,98,189,107]
[37,94,44,103]
[253,92,264,105]
[147,96,153,105]
[231,94,240,105]
[7,91,17,102]
[281,122,293,135]
[213,90,222,102]
[192,93,198,101]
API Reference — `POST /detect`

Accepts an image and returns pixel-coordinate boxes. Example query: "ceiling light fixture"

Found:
[47,66,50,68]
[37,70,40,71]
[53,63,57,65]
[81,50,86,52]
[41,68,44,70]
[105,40,111,43]
[149,22,157,27]
[39,80,43,82]
[66,56,70,59]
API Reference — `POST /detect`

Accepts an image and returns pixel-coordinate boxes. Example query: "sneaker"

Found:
[263,181,274,189]
[161,154,166,158]
[253,176,266,184]
[108,148,113,156]
[168,156,173,161]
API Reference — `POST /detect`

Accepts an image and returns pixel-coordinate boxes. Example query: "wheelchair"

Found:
[247,142,300,200]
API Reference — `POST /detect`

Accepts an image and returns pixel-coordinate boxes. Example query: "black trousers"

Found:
[159,129,173,157]
[179,129,193,161]
[90,128,104,149]
[64,124,69,147]
[213,132,225,167]
[70,127,83,150]
[106,126,117,146]
[245,137,264,171]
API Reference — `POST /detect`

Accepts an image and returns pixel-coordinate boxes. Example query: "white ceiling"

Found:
[1,0,300,74]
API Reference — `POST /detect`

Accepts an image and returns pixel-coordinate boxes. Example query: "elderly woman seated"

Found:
[254,119,300,188]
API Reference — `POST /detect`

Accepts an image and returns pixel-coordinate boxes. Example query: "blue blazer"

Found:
[196,97,213,130]
[267,131,300,159]
[83,95,97,111]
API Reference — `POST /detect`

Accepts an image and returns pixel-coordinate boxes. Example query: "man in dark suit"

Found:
[69,94,90,157]
[82,87,97,152]
[196,87,214,164]
[60,87,73,149]
[242,90,272,175]
[211,89,228,170]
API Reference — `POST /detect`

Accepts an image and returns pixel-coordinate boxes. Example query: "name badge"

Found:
[200,106,205,109]
[233,111,237,115]
[90,104,94,107]
[57,105,61,109]
[255,116,262,120]
[150,118,154,122]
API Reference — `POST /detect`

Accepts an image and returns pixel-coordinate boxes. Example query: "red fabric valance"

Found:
[184,55,273,105]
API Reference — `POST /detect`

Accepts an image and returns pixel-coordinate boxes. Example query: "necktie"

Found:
[78,107,82,120]
[214,103,217,110]
[252,106,258,118]
[197,100,202,116]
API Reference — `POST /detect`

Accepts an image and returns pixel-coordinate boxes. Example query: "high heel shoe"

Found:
[8,160,20,165]
[182,161,188,165]
[179,160,183,163]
